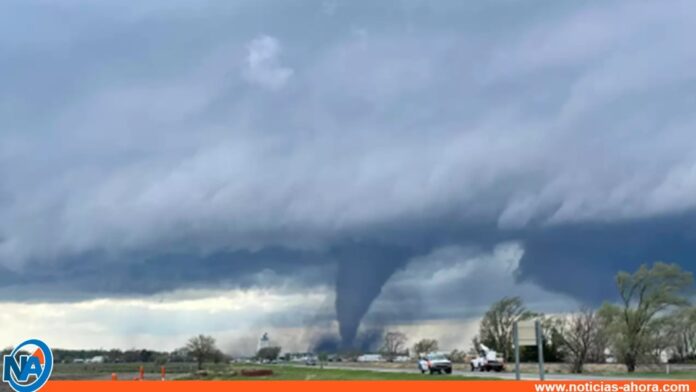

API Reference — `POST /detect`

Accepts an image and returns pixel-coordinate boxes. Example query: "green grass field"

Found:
[51,362,210,374]
[596,371,696,380]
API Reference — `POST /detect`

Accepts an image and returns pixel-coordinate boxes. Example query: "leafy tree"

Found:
[186,335,220,370]
[212,349,227,364]
[380,331,407,361]
[413,339,439,356]
[318,352,328,369]
[600,262,693,372]
[256,346,282,362]
[479,296,535,361]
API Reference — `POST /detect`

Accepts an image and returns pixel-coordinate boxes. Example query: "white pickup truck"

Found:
[418,353,453,375]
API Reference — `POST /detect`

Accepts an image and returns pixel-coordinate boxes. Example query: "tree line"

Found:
[474,262,694,373]
[3,334,283,372]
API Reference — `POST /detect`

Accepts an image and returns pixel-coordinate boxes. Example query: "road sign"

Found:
[517,320,536,346]
[513,319,545,381]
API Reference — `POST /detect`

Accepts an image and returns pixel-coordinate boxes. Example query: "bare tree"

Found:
[186,335,219,370]
[479,296,535,361]
[413,339,439,356]
[647,317,680,362]
[468,337,481,357]
[558,308,599,373]
[600,262,693,372]
[380,331,407,361]
[644,306,696,363]
[587,323,609,364]
[677,306,696,361]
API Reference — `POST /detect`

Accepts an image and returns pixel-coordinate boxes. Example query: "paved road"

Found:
[319,364,677,381]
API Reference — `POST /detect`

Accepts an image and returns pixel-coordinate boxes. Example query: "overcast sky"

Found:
[1,0,695,353]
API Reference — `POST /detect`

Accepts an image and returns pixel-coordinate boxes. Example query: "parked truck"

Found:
[418,352,453,375]
[470,343,505,372]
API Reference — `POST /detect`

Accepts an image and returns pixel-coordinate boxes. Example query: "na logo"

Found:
[2,339,53,392]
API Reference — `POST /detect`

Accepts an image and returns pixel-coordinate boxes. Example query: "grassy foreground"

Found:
[595,371,696,380]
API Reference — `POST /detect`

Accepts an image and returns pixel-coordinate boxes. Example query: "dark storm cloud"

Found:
[2,0,696,344]
[0,247,333,301]
[519,212,696,303]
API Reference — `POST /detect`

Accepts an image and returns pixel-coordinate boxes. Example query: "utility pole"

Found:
[514,322,520,380]
[536,319,545,381]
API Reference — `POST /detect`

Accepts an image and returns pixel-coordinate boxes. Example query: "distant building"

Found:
[284,352,311,362]
[257,332,270,352]
[87,356,105,364]
[357,354,384,362]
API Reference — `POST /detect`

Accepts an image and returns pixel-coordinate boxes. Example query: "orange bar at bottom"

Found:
[41,380,696,392]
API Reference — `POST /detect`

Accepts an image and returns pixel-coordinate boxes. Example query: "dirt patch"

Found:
[240,369,274,377]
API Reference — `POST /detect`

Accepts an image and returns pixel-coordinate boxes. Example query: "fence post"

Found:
[535,319,545,381]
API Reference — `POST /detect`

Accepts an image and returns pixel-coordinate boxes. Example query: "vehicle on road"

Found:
[470,343,504,372]
[418,353,452,375]
[304,356,317,366]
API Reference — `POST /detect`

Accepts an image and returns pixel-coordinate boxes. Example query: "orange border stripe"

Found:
[40,380,696,392]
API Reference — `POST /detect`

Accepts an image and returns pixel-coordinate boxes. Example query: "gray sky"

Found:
[1,0,695,352]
